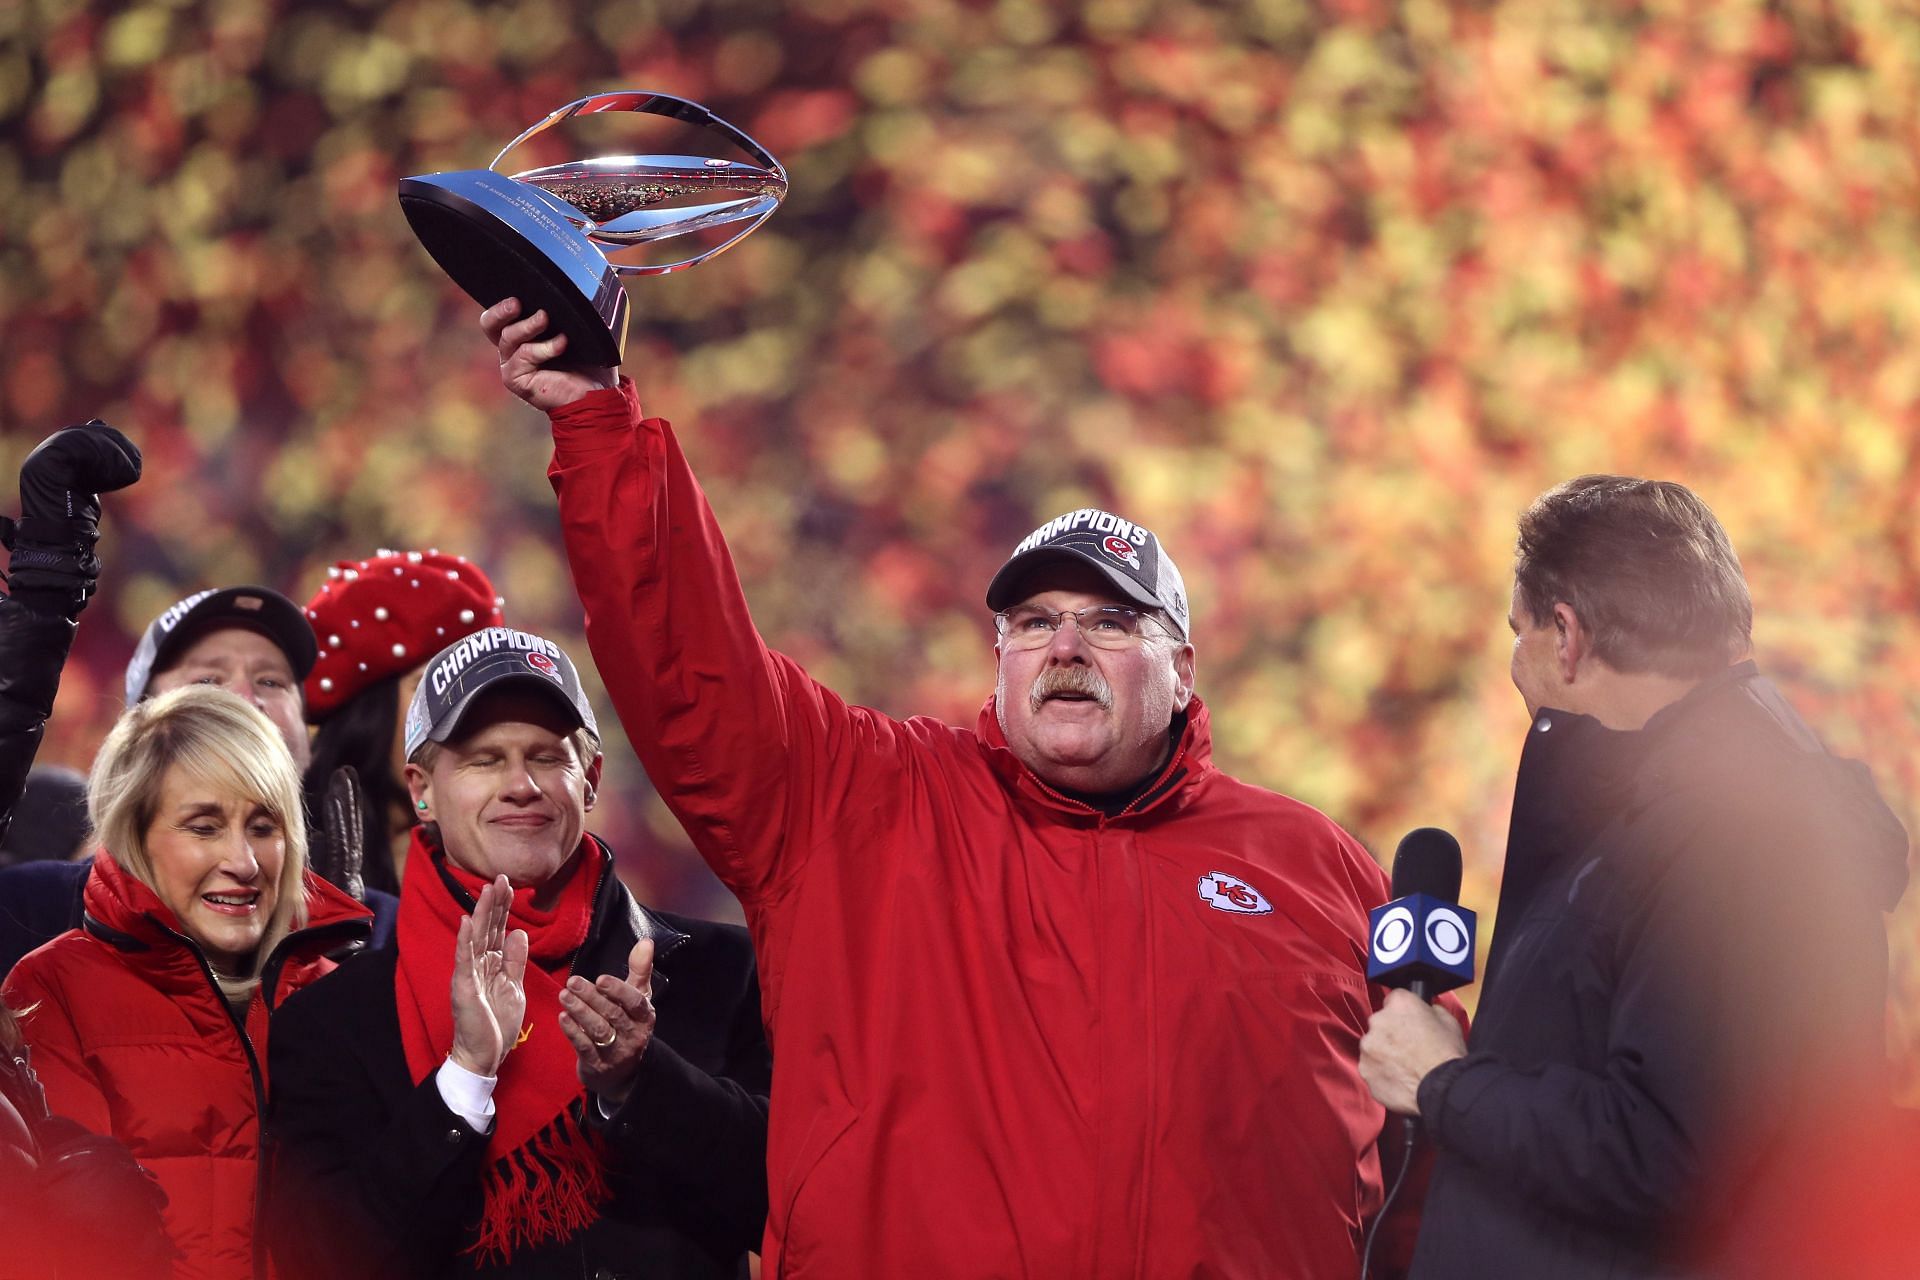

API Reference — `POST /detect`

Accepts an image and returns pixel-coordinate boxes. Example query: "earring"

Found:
[416,799,429,811]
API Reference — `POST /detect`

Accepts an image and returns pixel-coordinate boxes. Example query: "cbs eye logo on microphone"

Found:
[1367,894,1476,996]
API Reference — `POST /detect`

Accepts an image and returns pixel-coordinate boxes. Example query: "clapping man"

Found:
[267,628,768,1278]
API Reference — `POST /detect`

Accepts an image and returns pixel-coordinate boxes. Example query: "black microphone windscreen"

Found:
[1392,827,1463,904]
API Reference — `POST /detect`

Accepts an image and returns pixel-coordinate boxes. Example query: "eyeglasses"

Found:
[992,605,1170,651]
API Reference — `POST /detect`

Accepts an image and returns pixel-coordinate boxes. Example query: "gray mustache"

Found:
[1029,666,1115,712]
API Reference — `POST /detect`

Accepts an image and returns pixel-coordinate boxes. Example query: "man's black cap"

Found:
[405,626,599,759]
[124,586,319,706]
[984,507,1190,639]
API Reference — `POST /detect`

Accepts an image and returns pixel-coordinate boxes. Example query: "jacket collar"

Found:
[575,835,690,995]
[1510,658,1909,914]
[1512,660,1766,833]
[82,846,194,951]
[974,693,1216,820]
[81,849,373,1001]
[584,833,690,964]
[1638,658,1759,740]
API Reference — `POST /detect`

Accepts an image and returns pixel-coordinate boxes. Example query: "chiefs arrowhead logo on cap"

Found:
[1101,534,1141,571]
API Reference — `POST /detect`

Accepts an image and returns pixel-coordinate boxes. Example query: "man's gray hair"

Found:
[1515,475,1752,678]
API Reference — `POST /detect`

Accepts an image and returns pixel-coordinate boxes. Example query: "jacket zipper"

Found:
[1023,746,1185,1278]
[156,914,370,1280]
[164,932,272,1280]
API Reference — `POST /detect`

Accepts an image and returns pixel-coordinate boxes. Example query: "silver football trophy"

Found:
[399,91,787,368]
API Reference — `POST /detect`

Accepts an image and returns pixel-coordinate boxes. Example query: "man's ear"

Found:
[1552,602,1588,683]
[583,753,604,811]
[1171,643,1197,711]
[404,762,432,820]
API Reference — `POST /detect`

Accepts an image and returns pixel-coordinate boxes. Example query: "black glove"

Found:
[32,1114,175,1277]
[315,765,368,903]
[33,1115,167,1209]
[3,419,141,614]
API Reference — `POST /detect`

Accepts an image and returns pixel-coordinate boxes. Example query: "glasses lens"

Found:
[995,606,1159,649]
[1077,606,1145,648]
[998,607,1055,649]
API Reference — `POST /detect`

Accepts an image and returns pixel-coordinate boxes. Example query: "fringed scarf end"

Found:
[463,1110,612,1266]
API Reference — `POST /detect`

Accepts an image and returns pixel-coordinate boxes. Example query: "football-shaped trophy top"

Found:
[399,91,787,368]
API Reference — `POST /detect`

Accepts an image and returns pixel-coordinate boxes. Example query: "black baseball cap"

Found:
[124,586,319,706]
[405,626,599,760]
[985,508,1190,639]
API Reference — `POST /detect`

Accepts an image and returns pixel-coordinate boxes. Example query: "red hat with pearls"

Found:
[301,549,504,721]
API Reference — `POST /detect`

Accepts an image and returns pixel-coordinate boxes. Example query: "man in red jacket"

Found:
[480,299,1444,1278]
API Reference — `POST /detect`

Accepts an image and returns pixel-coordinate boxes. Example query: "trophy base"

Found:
[399,171,629,369]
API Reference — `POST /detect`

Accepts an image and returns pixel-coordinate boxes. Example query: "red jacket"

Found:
[2,853,372,1280]
[549,382,1428,1278]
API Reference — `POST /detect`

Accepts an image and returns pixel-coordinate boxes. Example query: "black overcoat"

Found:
[1408,663,1908,1278]
[265,848,770,1280]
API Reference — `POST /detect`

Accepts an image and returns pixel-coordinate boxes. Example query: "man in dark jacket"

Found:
[1359,475,1910,1277]
[266,627,769,1279]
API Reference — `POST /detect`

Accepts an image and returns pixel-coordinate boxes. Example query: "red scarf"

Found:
[395,827,611,1264]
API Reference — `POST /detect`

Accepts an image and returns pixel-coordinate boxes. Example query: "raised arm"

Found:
[0,421,140,845]
[483,299,904,913]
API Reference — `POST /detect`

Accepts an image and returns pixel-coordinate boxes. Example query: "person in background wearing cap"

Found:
[123,582,321,770]
[301,548,505,896]
[265,626,770,1279]
[0,582,401,977]
[480,300,1453,1276]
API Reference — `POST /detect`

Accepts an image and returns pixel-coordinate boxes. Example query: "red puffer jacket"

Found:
[546,382,1462,1278]
[2,852,371,1280]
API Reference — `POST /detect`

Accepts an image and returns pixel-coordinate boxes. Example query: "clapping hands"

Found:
[448,875,529,1078]
[558,938,657,1107]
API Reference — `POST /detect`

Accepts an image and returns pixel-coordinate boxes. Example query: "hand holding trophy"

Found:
[399,92,787,369]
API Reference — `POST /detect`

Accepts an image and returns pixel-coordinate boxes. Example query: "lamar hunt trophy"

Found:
[399,91,787,368]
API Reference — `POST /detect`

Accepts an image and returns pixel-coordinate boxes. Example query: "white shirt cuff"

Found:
[435,1056,497,1133]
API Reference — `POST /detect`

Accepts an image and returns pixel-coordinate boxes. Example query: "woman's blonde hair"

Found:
[89,685,309,998]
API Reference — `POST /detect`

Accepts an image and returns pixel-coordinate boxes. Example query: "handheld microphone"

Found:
[1367,826,1477,1000]
[1359,828,1477,1280]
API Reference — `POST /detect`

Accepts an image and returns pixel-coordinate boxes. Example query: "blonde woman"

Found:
[2,685,371,1280]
